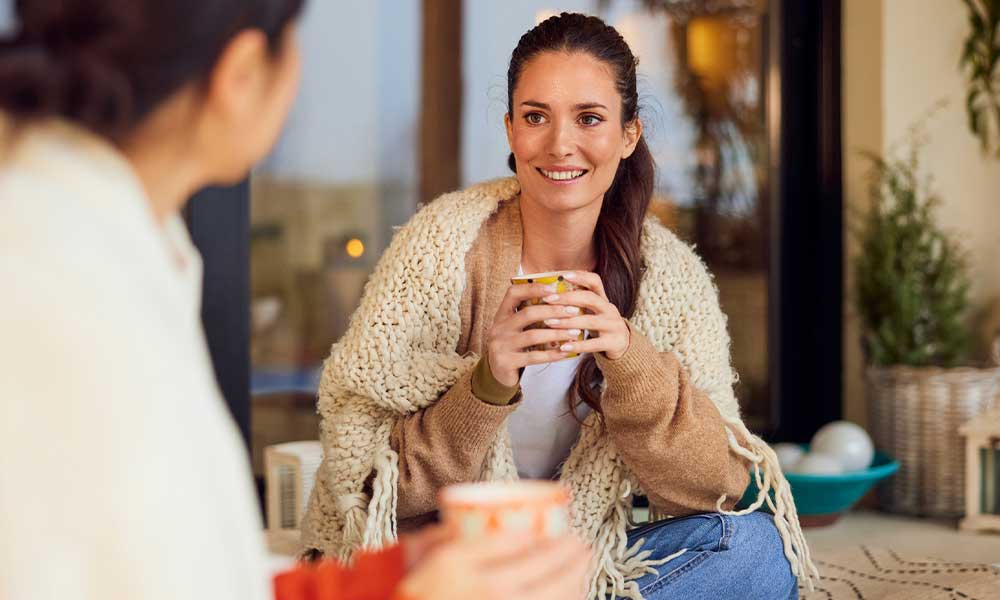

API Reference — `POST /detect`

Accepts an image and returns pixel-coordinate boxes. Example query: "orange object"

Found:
[438,481,571,540]
[273,544,406,600]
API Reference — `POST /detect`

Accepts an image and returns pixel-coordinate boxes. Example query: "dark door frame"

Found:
[771,0,843,442]
[184,183,251,451]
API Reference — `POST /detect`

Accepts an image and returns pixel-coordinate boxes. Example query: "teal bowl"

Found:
[735,446,899,526]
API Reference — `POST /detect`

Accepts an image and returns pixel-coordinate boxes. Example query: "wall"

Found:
[842,0,1000,429]
[260,0,419,187]
[841,0,884,428]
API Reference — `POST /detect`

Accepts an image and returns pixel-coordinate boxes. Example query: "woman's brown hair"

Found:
[0,0,304,142]
[506,12,655,417]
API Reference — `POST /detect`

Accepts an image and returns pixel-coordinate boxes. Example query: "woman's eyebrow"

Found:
[519,100,609,111]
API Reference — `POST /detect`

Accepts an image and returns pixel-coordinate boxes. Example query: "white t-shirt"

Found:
[508,267,592,479]
[0,121,268,600]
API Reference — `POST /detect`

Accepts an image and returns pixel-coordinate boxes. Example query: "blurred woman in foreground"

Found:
[0,2,587,599]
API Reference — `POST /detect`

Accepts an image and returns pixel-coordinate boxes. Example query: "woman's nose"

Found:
[545,121,575,159]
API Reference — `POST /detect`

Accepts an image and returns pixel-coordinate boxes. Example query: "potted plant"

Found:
[853,123,1000,517]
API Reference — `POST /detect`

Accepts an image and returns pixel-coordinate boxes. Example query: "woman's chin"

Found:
[520,180,597,211]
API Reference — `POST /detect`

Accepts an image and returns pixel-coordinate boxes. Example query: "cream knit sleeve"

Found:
[301,184,504,556]
[632,219,742,423]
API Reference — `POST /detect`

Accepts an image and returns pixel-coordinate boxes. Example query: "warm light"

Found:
[345,238,365,258]
[686,17,739,90]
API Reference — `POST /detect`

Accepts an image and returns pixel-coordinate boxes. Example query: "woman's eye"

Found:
[525,112,546,125]
[579,114,604,126]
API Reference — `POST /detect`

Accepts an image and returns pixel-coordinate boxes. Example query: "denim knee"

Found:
[730,512,798,598]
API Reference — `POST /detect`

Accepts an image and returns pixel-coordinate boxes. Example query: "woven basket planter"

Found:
[866,352,1000,517]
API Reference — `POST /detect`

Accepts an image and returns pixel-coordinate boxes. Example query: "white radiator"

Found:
[264,440,323,533]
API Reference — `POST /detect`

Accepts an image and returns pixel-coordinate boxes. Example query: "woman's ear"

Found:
[204,29,270,124]
[622,118,643,159]
[504,112,514,153]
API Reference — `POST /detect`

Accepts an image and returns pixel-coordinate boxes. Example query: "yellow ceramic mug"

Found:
[438,481,571,540]
[510,271,584,358]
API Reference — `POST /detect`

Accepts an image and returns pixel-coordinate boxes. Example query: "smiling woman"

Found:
[302,11,815,600]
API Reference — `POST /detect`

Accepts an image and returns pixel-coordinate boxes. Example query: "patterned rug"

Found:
[800,545,1000,599]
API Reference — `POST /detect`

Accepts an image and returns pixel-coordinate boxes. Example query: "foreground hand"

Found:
[539,271,630,360]
[400,525,452,569]
[397,533,592,600]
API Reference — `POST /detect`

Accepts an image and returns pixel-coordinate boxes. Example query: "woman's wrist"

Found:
[601,317,631,360]
[471,355,519,405]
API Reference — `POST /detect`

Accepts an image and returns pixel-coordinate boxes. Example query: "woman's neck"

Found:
[519,193,601,274]
[121,96,207,226]
[124,141,202,226]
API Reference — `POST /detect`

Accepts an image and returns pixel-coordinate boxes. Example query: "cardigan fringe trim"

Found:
[717,419,819,591]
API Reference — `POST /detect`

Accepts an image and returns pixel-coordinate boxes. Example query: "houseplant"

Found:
[960,0,1000,155]
[853,124,1000,517]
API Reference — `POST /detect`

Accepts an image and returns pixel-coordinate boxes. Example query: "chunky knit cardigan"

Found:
[300,178,818,598]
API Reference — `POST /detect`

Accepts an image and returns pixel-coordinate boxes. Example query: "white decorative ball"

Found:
[771,443,806,471]
[809,420,875,472]
[789,452,845,475]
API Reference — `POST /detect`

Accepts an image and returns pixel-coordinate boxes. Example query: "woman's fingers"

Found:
[509,327,582,352]
[540,314,605,333]
[461,533,541,566]
[496,282,559,318]
[400,525,455,568]
[506,303,583,331]
[488,536,592,594]
[552,336,622,355]
[563,271,608,302]
[524,555,592,600]
[517,349,574,366]
[518,540,593,600]
[542,289,615,317]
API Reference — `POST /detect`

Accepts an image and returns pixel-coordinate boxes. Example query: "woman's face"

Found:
[505,51,641,215]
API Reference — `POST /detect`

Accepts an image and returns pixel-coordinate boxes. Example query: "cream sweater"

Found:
[0,120,268,600]
[300,178,817,598]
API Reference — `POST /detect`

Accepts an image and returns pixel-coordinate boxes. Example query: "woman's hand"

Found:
[539,272,630,360]
[397,532,592,600]
[400,525,453,569]
[486,282,586,387]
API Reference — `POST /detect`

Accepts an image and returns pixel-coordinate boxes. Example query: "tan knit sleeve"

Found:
[595,322,749,516]
[389,367,519,520]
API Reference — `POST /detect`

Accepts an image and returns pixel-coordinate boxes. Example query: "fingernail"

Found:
[567,329,581,336]
[544,294,559,302]
[560,343,574,352]
[545,284,558,293]
[563,272,577,280]
[564,306,580,314]
[544,318,561,326]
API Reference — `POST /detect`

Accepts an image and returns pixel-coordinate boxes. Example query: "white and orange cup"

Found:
[511,271,585,358]
[438,481,572,541]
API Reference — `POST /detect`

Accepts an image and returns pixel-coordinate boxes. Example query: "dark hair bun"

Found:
[0,0,304,140]
[0,2,135,137]
[0,43,133,136]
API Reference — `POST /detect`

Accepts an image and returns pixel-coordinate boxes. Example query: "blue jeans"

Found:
[619,511,798,600]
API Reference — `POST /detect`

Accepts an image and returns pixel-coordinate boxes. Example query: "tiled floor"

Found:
[804,509,1000,563]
